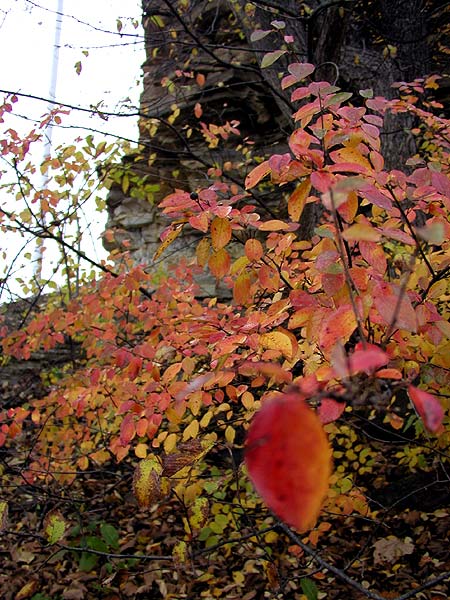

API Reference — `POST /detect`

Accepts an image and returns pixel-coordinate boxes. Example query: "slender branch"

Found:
[279,522,450,600]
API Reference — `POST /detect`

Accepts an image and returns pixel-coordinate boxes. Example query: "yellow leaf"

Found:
[153,223,185,261]
[196,237,211,267]
[259,328,298,360]
[0,501,8,531]
[135,443,148,458]
[233,273,252,305]
[133,455,163,508]
[225,425,236,444]
[337,146,372,171]
[342,223,381,242]
[188,497,209,530]
[183,419,200,441]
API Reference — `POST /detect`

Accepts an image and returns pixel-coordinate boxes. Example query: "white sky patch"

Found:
[0,0,146,301]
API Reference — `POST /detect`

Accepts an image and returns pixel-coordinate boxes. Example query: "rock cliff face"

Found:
[104,0,448,291]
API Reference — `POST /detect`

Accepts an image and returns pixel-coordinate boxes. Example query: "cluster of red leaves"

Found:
[1,67,449,546]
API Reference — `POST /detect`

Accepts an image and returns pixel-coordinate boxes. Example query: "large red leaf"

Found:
[408,385,445,433]
[245,392,332,531]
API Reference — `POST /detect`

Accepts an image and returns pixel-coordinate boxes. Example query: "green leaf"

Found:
[324,91,353,107]
[261,50,287,68]
[79,551,98,572]
[86,535,108,553]
[44,511,67,545]
[301,577,318,600]
[100,523,120,549]
[250,29,272,42]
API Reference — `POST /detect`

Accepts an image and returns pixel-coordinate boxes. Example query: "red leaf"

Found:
[120,414,136,446]
[408,385,444,433]
[318,398,346,424]
[288,62,315,81]
[332,343,389,378]
[189,212,209,233]
[245,392,332,531]
[373,281,417,332]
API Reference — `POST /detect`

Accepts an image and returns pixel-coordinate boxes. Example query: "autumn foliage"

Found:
[0,59,449,598]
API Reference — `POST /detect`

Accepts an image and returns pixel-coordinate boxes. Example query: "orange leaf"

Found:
[211,217,232,250]
[258,219,291,231]
[194,102,203,118]
[331,147,372,172]
[208,248,231,278]
[196,237,211,267]
[245,238,264,261]
[245,393,332,531]
[233,273,252,305]
[319,305,357,350]
[245,160,271,189]
[408,385,444,433]
[238,361,292,384]
[288,179,311,222]
[258,264,280,292]
[189,212,209,233]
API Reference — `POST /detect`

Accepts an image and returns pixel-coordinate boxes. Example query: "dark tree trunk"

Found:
[104,0,448,282]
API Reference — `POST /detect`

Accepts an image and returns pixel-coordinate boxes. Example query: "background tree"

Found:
[105,0,450,278]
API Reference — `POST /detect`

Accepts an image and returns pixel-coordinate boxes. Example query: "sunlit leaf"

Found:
[154,224,185,261]
[288,179,311,222]
[342,223,381,242]
[258,219,291,231]
[233,272,252,305]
